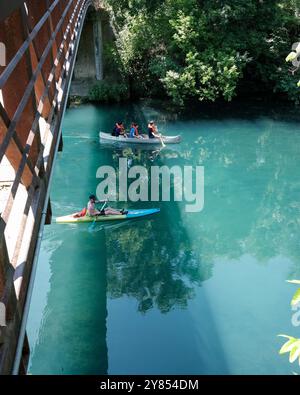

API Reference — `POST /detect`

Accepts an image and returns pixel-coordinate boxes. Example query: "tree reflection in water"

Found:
[104,120,300,313]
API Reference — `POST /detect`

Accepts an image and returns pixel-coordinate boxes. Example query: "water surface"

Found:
[27,102,300,374]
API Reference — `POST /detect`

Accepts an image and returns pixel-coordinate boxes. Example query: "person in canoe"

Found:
[87,195,127,217]
[148,121,160,139]
[112,121,127,137]
[148,121,166,146]
[129,123,142,139]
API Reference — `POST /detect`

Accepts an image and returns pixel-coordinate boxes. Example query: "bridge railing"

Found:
[0,0,92,374]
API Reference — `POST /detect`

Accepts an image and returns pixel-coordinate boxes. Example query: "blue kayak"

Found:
[56,208,160,223]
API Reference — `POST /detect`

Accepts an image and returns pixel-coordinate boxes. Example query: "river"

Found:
[26,101,300,374]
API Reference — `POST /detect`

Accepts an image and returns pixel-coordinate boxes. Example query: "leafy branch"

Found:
[278,280,300,369]
[286,43,300,86]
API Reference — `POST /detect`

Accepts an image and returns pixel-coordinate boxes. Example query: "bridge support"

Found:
[70,7,113,97]
[93,15,103,81]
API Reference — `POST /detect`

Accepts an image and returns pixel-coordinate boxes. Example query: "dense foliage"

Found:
[103,0,300,105]
[89,80,129,102]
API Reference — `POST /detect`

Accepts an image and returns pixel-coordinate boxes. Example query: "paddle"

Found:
[97,200,108,216]
[153,126,165,148]
[157,133,166,148]
[90,200,108,228]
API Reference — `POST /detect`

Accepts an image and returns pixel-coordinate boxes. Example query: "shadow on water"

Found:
[100,144,230,373]
[29,229,108,375]
[105,202,230,373]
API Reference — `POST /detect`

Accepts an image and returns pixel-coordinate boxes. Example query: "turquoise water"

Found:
[26,102,300,375]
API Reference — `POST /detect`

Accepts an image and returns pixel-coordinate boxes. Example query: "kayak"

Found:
[99,132,181,144]
[56,208,160,224]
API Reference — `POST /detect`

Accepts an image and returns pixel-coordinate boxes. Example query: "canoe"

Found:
[56,208,160,224]
[99,132,181,144]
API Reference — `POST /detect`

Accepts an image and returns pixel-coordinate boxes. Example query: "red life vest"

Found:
[73,207,87,218]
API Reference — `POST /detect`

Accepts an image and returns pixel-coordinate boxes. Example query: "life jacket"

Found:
[112,124,122,136]
[148,124,155,138]
[73,207,87,218]
[129,126,135,138]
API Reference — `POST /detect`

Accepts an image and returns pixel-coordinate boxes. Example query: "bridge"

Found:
[0,0,109,374]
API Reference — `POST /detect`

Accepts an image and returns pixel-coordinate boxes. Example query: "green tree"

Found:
[103,0,300,105]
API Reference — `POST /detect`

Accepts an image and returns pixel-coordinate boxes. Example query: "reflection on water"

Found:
[27,102,300,374]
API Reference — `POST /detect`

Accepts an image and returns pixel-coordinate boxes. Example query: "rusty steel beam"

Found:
[0,1,75,165]
[0,0,61,88]
[1,0,87,246]
[0,0,94,375]
[0,105,36,188]
[0,2,84,230]
[0,1,82,216]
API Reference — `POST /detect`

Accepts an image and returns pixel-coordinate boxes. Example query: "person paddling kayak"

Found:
[87,195,127,217]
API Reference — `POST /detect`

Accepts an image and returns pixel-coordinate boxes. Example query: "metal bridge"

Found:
[0,0,103,374]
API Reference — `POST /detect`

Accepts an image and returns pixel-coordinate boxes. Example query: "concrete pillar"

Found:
[93,16,103,81]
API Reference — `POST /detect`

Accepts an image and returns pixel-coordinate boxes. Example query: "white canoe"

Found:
[99,132,181,144]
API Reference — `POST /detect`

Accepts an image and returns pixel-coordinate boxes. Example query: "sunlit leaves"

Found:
[162,50,248,105]
[286,280,300,307]
[279,279,300,368]
[291,288,300,307]
[286,51,298,62]
[279,335,300,365]
[169,11,198,51]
